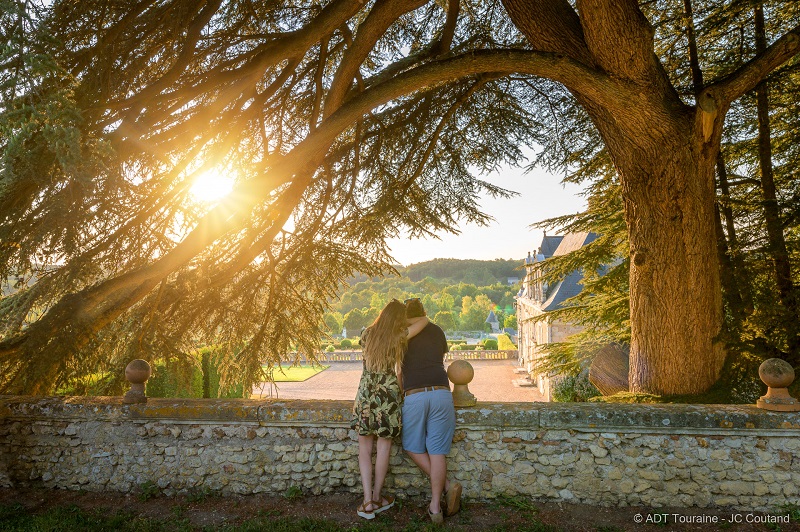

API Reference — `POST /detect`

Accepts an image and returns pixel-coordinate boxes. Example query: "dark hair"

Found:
[405,298,426,318]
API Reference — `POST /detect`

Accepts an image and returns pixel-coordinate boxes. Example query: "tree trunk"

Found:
[754,3,797,324]
[715,153,753,319]
[500,0,736,395]
[589,343,629,396]
[715,203,746,323]
[614,124,724,395]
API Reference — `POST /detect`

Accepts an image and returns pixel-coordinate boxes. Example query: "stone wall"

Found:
[300,350,518,363]
[1,396,799,510]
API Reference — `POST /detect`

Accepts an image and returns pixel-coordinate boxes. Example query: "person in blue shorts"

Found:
[399,298,462,524]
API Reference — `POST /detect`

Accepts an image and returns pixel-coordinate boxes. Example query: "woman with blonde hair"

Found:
[351,299,428,519]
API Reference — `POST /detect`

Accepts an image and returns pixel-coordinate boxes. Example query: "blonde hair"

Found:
[362,300,408,373]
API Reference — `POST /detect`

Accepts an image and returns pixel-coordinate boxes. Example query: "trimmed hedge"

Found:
[147,347,246,399]
[497,334,517,350]
[482,339,498,350]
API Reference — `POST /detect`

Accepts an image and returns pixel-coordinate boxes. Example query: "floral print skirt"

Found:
[351,369,402,439]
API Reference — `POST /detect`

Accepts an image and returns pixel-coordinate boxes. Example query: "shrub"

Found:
[138,481,160,501]
[482,339,498,350]
[146,358,201,398]
[147,347,246,399]
[284,485,302,500]
[453,344,476,351]
[325,344,335,352]
[551,373,601,402]
[340,338,353,348]
[56,372,123,396]
[497,334,517,350]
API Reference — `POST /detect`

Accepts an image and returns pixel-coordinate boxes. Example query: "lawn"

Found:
[262,364,329,382]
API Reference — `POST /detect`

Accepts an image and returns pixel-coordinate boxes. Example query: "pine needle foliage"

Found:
[518,0,800,384]
[0,0,546,394]
[525,154,630,377]
[0,0,798,396]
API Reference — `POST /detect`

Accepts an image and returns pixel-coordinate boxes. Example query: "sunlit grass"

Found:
[262,365,329,382]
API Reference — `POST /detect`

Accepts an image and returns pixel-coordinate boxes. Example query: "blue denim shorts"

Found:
[401,389,456,455]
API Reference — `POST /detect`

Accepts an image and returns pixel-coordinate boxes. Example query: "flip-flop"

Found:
[371,494,395,514]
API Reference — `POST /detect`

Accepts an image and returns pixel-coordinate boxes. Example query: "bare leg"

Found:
[406,450,430,475]
[429,454,447,514]
[358,435,375,507]
[407,451,451,514]
[372,437,392,503]
[406,451,451,492]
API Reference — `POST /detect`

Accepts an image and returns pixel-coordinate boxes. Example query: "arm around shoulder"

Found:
[406,316,429,338]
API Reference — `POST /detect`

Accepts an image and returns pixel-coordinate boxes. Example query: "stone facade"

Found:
[2,396,799,510]
[517,298,586,400]
[516,233,599,400]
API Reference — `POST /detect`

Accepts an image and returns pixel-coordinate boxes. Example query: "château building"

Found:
[485,309,500,333]
[515,232,598,400]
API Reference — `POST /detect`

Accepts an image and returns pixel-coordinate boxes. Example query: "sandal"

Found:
[444,482,462,516]
[428,506,444,525]
[371,494,395,514]
[357,501,375,520]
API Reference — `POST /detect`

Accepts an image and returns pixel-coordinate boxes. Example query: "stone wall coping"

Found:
[2,395,800,434]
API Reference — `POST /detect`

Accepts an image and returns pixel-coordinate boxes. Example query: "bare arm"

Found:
[406,316,429,339]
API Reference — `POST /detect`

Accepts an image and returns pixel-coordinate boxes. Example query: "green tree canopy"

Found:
[433,310,457,332]
[459,294,494,331]
[322,312,343,335]
[0,0,798,396]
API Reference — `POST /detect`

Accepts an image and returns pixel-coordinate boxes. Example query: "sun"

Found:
[189,170,235,202]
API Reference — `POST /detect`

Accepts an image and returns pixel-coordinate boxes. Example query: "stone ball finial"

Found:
[756,358,800,412]
[758,358,795,389]
[447,360,474,386]
[447,360,476,407]
[123,359,151,404]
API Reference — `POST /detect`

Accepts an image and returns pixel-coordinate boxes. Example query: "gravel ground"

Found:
[253,359,545,402]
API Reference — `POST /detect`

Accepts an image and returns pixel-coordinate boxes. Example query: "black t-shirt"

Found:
[401,322,449,391]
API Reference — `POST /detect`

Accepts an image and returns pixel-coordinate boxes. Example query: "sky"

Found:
[386,163,587,266]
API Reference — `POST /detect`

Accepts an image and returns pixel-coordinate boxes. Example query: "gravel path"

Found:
[252,358,545,402]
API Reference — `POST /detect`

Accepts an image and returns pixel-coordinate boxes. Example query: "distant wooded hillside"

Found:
[401,258,523,283]
[327,258,523,336]
[346,258,524,285]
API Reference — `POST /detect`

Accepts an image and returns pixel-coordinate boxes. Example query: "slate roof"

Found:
[485,310,499,324]
[524,235,564,264]
[540,232,599,311]
[540,235,564,259]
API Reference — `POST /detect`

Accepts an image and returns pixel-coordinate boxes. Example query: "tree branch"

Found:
[324,0,427,118]
[699,24,800,112]
[0,48,630,376]
[431,0,460,56]
[575,0,656,81]
[501,0,594,66]
[120,0,223,115]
